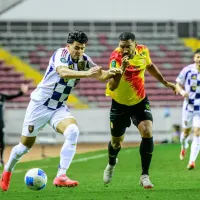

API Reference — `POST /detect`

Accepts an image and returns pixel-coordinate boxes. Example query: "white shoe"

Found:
[103,159,118,184]
[139,174,154,189]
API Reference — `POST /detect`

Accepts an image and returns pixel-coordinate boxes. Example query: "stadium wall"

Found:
[0,0,200,21]
[4,108,181,144]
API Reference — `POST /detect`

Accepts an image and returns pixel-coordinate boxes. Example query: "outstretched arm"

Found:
[95,68,123,82]
[56,66,102,79]
[176,82,189,97]
[147,63,176,93]
[4,84,29,100]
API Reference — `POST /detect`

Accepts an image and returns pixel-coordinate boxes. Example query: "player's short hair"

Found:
[119,32,136,41]
[67,30,88,44]
[194,48,200,55]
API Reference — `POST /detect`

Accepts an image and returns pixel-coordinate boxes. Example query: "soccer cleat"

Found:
[187,162,195,170]
[0,170,12,191]
[180,149,186,160]
[103,158,118,184]
[139,174,154,189]
[53,175,79,187]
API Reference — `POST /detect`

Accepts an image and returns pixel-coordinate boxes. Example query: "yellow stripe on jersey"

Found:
[106,45,152,106]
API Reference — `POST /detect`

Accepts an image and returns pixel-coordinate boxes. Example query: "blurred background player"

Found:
[176,48,200,169]
[0,30,122,191]
[103,32,176,188]
[0,84,28,167]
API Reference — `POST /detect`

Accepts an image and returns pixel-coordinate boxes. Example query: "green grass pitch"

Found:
[1,144,200,200]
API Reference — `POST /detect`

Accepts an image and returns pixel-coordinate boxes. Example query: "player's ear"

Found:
[135,42,137,47]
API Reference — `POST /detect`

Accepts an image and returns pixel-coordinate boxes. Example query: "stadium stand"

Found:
[0,21,193,108]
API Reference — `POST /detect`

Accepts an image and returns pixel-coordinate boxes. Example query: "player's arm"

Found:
[56,66,102,79]
[95,68,123,82]
[176,83,188,97]
[147,63,176,92]
[108,56,129,91]
[4,84,28,100]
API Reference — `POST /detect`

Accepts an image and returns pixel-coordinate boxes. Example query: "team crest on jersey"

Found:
[78,61,85,70]
[60,58,67,63]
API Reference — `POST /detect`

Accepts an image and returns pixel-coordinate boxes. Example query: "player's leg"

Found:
[0,127,5,166]
[131,97,154,189]
[187,114,200,169]
[180,109,192,160]
[0,136,36,191]
[180,128,191,160]
[50,106,79,187]
[103,100,130,184]
[0,100,51,191]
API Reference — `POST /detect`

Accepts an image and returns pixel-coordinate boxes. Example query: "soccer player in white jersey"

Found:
[176,48,200,169]
[0,30,122,191]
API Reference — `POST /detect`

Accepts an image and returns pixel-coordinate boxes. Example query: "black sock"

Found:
[140,137,154,175]
[108,141,121,165]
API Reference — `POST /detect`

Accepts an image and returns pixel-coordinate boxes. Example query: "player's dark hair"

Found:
[119,32,135,41]
[194,48,200,55]
[67,30,88,44]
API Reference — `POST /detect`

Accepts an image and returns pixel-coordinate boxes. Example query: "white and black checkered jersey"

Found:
[30,47,96,110]
[176,63,200,112]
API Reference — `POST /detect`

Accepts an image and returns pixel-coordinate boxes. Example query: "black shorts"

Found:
[110,97,153,137]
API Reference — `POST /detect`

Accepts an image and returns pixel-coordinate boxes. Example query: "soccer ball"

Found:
[24,168,47,191]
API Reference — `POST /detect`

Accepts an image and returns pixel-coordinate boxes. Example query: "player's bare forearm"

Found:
[108,74,122,91]
[176,83,184,94]
[147,64,167,85]
[57,66,89,79]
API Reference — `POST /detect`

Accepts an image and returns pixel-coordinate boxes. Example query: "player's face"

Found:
[119,39,136,58]
[67,41,86,61]
[194,53,200,66]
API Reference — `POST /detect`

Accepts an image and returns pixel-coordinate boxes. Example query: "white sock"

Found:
[189,136,200,164]
[57,124,79,177]
[180,132,189,149]
[5,142,30,172]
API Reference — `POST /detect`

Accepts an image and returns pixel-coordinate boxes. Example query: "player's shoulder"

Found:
[136,44,149,53]
[183,63,195,71]
[56,47,69,57]
[110,47,121,57]
[82,53,91,60]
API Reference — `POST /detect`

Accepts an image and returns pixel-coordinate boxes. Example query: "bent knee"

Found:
[64,124,80,144]
[141,127,152,138]
[111,136,124,149]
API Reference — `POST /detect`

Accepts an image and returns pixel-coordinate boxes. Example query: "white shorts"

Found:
[182,109,200,129]
[22,100,75,137]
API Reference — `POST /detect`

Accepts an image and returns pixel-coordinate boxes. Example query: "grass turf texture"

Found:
[1,144,200,200]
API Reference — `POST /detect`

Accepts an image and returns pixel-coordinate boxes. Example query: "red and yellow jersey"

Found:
[106,45,152,106]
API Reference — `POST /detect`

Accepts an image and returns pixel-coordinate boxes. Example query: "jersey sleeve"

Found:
[54,49,69,69]
[176,67,187,85]
[109,51,121,69]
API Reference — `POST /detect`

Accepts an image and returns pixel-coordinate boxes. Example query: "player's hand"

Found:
[164,81,177,94]
[21,84,29,94]
[88,66,102,77]
[180,90,189,98]
[108,68,123,76]
[121,55,129,71]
